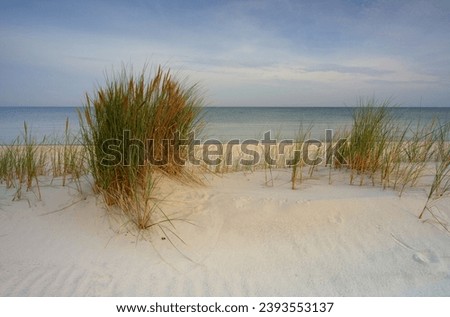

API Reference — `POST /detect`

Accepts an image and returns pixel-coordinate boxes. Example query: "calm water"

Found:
[203,107,450,140]
[0,106,449,144]
[0,107,82,144]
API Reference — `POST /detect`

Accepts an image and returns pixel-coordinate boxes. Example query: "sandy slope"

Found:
[1,169,449,296]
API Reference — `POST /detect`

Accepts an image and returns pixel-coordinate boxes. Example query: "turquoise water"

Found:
[0,106,449,144]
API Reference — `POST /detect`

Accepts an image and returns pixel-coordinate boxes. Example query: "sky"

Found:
[1,0,450,107]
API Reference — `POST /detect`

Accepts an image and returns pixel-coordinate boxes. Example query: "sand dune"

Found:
[1,169,449,296]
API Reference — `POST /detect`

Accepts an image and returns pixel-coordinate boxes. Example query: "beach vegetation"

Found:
[419,121,450,229]
[48,118,86,192]
[78,65,205,229]
[291,124,312,190]
[0,123,46,200]
[342,97,396,186]
[1,89,449,232]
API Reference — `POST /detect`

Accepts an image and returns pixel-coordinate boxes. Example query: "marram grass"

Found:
[343,97,396,186]
[0,120,87,201]
[78,65,205,229]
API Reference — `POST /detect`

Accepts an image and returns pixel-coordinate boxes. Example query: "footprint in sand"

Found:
[391,234,441,266]
[412,250,439,265]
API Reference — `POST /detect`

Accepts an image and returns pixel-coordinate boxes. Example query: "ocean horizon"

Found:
[0,106,449,144]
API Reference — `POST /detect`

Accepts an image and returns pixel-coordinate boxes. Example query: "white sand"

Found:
[1,168,449,296]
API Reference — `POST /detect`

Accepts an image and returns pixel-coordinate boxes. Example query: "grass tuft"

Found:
[344,97,396,186]
[78,65,204,229]
[419,121,450,225]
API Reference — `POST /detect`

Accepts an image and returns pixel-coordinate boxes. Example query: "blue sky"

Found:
[1,0,449,107]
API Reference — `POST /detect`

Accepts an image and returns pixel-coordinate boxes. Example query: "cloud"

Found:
[0,0,449,106]
[301,64,394,76]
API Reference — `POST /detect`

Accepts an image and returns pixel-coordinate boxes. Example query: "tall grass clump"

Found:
[343,98,396,186]
[79,65,204,229]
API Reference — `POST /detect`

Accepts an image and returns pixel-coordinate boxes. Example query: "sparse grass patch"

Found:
[48,118,87,192]
[394,120,436,195]
[419,122,450,228]
[0,123,46,200]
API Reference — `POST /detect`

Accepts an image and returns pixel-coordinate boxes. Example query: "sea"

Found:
[0,106,449,144]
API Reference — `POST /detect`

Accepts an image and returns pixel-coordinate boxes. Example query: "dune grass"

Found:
[419,122,450,226]
[343,98,397,186]
[394,120,436,195]
[291,125,312,190]
[0,123,45,200]
[48,118,86,191]
[78,65,204,229]
[0,120,88,201]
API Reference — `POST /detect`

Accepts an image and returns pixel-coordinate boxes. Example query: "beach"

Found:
[2,2,450,314]
[1,166,449,296]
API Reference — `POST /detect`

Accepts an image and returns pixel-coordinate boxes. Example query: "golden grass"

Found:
[78,65,204,229]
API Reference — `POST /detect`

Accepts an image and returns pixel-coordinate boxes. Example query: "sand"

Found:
[1,167,449,296]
